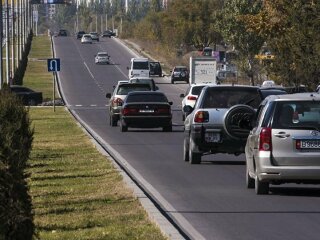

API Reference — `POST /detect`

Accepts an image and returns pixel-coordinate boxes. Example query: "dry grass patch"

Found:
[28,107,167,240]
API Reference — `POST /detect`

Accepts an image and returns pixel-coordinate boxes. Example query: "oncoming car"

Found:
[245,93,320,194]
[95,52,110,64]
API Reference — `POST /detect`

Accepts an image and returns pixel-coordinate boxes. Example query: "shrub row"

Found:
[0,82,34,238]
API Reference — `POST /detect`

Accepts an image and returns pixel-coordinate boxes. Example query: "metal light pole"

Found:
[5,0,11,84]
[0,2,3,88]
[11,0,15,80]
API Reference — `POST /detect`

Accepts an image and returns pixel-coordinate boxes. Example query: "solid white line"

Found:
[84,61,95,79]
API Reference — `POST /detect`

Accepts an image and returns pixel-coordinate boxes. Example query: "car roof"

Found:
[265,92,320,101]
[129,77,154,81]
[97,52,108,54]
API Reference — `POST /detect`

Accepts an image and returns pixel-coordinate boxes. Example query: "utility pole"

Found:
[0,2,3,88]
[5,0,11,84]
[11,0,15,81]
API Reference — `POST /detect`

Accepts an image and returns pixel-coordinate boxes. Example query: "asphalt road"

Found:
[53,36,320,240]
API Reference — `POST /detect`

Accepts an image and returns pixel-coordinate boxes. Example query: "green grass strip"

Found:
[28,107,167,240]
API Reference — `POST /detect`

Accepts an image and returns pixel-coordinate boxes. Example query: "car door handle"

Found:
[274,132,290,138]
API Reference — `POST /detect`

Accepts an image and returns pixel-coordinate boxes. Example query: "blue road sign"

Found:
[47,58,60,72]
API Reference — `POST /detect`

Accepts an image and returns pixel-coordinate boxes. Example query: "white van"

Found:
[128,58,150,78]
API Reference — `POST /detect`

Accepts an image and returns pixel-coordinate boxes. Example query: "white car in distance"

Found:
[81,34,92,44]
[95,52,110,64]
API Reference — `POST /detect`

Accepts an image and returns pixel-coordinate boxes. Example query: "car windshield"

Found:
[133,61,149,70]
[272,101,320,130]
[191,86,206,95]
[202,87,261,108]
[117,86,151,95]
[126,94,167,103]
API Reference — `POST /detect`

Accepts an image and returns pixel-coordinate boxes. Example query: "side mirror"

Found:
[127,66,129,70]
[155,86,159,91]
[183,105,193,115]
[106,93,111,98]
[180,93,185,98]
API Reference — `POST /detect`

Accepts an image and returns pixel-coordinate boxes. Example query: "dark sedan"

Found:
[10,85,43,106]
[119,91,173,132]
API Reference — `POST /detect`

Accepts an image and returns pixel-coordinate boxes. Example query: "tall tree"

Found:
[219,0,265,85]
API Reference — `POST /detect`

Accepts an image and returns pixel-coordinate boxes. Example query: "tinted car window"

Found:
[117,85,151,95]
[191,86,206,95]
[133,62,149,70]
[126,94,167,103]
[272,101,320,129]
[202,87,261,108]
[260,89,287,99]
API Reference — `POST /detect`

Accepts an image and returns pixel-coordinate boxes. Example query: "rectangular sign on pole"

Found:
[47,58,60,72]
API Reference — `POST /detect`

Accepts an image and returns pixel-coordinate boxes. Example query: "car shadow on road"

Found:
[201,160,245,165]
[270,186,320,197]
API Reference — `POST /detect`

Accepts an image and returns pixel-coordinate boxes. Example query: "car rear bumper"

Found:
[122,116,172,128]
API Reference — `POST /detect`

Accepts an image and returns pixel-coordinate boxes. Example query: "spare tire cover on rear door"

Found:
[223,104,256,139]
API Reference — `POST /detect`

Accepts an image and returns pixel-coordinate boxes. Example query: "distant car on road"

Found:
[119,91,173,132]
[76,31,85,39]
[95,52,110,64]
[171,66,189,84]
[149,61,162,77]
[245,93,320,194]
[81,34,92,44]
[180,84,211,120]
[106,83,152,126]
[128,77,158,91]
[89,32,99,41]
[101,30,116,38]
[57,29,67,36]
[10,85,43,106]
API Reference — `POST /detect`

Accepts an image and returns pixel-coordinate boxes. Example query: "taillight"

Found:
[296,140,301,149]
[259,127,272,151]
[156,108,170,114]
[122,107,138,116]
[112,98,123,106]
[187,96,197,101]
[194,111,209,123]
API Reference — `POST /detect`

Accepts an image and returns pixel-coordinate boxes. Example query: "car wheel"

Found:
[120,120,128,132]
[183,137,189,162]
[246,166,255,189]
[224,104,256,139]
[180,72,186,78]
[110,115,118,127]
[171,79,175,84]
[163,125,172,132]
[255,174,269,195]
[182,113,186,121]
[189,139,201,164]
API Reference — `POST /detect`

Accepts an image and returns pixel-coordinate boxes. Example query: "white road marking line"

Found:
[84,61,95,79]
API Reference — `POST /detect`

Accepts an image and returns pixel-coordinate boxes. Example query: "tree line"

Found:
[51,0,319,89]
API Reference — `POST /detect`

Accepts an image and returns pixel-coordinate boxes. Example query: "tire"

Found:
[183,137,189,162]
[246,167,255,189]
[255,175,269,194]
[163,125,172,132]
[189,139,201,164]
[223,104,256,139]
[182,113,185,121]
[171,79,175,84]
[120,121,128,132]
[180,72,186,78]
[110,114,118,127]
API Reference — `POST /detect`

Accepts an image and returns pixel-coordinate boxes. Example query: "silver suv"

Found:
[183,85,287,164]
[245,93,320,194]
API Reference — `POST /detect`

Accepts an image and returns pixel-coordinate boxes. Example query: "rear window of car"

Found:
[133,61,149,70]
[126,94,168,103]
[260,89,287,99]
[98,54,108,57]
[117,85,151,95]
[175,67,187,72]
[272,101,320,129]
[191,86,206,95]
[202,87,261,108]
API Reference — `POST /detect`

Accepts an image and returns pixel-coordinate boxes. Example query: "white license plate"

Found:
[300,140,320,149]
[139,109,154,113]
[205,132,220,143]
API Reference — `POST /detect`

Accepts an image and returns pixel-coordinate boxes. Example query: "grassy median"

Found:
[26,36,167,239]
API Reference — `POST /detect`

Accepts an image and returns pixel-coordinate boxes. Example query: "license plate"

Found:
[300,140,320,149]
[139,109,154,113]
[205,132,220,143]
